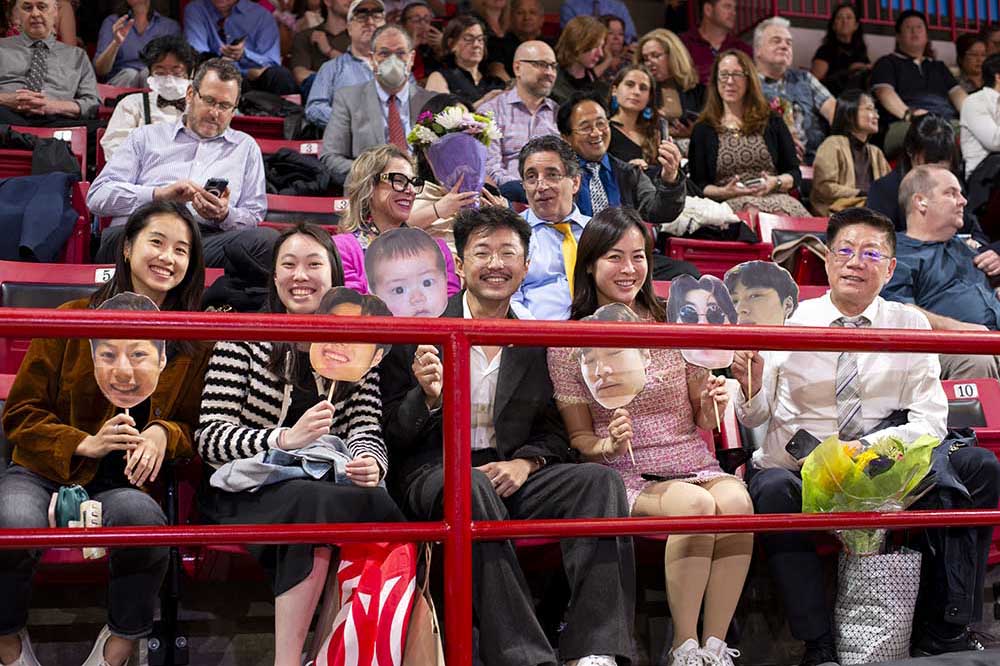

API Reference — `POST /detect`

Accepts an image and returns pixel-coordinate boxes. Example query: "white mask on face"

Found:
[375,55,408,90]
[147,75,191,101]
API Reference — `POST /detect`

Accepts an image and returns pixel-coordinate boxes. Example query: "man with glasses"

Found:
[732,206,999,663]
[89,59,276,286]
[478,40,560,203]
[184,0,297,95]
[883,165,1000,380]
[401,1,443,82]
[681,0,753,85]
[305,0,386,129]
[320,23,435,186]
[380,205,635,666]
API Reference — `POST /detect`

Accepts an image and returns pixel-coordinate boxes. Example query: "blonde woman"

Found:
[552,16,610,105]
[636,28,705,138]
[333,144,460,295]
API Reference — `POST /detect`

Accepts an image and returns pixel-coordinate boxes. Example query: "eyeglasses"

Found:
[678,303,727,325]
[572,119,610,135]
[376,172,425,193]
[194,89,237,112]
[523,171,570,187]
[351,8,384,22]
[517,59,558,72]
[828,246,891,264]
[718,70,748,82]
[468,249,524,265]
[460,34,487,45]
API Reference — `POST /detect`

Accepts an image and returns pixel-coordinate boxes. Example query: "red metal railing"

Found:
[777,0,992,41]
[3,308,1000,665]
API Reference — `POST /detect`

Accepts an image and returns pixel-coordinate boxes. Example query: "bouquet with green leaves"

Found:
[801,434,938,555]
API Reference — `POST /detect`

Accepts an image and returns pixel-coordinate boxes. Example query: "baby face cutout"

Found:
[724,261,799,326]
[667,274,736,369]
[91,292,166,409]
[579,303,651,409]
[309,302,386,383]
[364,228,449,318]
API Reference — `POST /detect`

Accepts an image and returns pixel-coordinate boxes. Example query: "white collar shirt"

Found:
[463,292,503,451]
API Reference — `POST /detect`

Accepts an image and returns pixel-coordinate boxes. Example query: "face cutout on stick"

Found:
[666,274,737,369]
[579,304,652,410]
[723,261,799,326]
[309,287,392,385]
[364,227,449,318]
[91,292,166,409]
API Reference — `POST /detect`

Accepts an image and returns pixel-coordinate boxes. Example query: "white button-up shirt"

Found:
[960,85,1000,177]
[464,292,503,451]
[735,293,948,471]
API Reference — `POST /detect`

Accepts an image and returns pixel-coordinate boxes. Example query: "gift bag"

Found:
[316,542,417,666]
[834,549,922,664]
[402,543,444,666]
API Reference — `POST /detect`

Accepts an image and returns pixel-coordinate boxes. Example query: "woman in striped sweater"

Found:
[196,223,404,666]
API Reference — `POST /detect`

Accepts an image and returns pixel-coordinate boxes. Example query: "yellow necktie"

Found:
[550,222,577,296]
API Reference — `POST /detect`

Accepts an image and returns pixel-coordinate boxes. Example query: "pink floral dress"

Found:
[548,346,727,507]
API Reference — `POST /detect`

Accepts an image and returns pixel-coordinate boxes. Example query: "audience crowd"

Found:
[5,1,1000,666]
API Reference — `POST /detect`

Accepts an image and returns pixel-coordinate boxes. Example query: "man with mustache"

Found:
[478,40,560,203]
[380,205,635,666]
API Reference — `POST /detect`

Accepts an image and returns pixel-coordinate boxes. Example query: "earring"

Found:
[642,107,653,120]
[610,96,619,113]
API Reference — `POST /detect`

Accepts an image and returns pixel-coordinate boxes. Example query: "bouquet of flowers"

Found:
[406,105,503,202]
[769,96,795,132]
[801,434,938,555]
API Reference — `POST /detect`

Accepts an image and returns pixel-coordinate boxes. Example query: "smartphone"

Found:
[740,177,764,189]
[229,35,246,46]
[785,429,821,460]
[682,109,700,123]
[205,178,229,197]
[641,472,697,483]
[126,8,134,19]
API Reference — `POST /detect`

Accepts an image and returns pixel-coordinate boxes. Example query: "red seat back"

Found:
[0,126,87,178]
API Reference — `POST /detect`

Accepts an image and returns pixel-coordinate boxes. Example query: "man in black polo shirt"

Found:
[871,10,967,157]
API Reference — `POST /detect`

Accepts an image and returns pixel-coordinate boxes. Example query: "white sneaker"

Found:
[80,626,130,666]
[669,638,704,666]
[700,636,740,666]
[566,656,616,666]
[4,630,41,666]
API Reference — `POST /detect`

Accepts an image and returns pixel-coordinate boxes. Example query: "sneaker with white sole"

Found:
[669,638,704,666]
[700,637,740,666]
[80,626,130,666]
[566,656,616,666]
[4,630,41,666]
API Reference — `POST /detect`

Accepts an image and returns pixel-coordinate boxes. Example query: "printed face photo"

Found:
[309,303,384,382]
[92,339,166,408]
[370,252,448,318]
[580,346,650,409]
[725,261,798,326]
[667,275,737,370]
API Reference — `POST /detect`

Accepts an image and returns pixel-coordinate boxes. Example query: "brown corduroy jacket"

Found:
[2,298,210,487]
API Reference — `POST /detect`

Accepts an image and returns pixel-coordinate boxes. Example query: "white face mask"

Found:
[147,75,191,101]
[375,55,408,90]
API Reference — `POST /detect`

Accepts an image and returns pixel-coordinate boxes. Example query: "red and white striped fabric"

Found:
[317,542,418,666]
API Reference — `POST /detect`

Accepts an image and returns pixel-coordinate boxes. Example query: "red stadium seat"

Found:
[661,238,774,279]
[756,212,829,285]
[0,126,87,178]
[96,84,146,120]
[255,138,321,156]
[230,115,286,139]
[265,193,346,227]
[61,181,92,264]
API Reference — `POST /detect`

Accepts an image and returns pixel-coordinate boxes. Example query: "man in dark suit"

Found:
[380,206,635,666]
[319,23,436,186]
[557,90,687,224]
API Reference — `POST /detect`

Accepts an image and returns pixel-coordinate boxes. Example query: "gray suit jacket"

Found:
[319,80,437,186]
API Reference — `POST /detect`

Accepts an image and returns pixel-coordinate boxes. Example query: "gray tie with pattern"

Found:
[25,40,49,94]
[832,315,871,441]
[587,162,610,215]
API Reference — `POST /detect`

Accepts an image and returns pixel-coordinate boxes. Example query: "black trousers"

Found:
[246,66,299,97]
[401,453,635,666]
[97,223,278,288]
[750,447,1000,641]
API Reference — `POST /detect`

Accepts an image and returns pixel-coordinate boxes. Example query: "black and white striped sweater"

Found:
[196,340,388,473]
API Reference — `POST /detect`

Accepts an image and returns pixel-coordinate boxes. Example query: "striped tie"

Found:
[832,316,870,441]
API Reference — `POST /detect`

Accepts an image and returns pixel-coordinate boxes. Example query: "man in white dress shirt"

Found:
[732,207,1000,664]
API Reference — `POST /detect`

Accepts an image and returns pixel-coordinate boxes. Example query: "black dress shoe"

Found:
[911,629,986,656]
[799,640,839,666]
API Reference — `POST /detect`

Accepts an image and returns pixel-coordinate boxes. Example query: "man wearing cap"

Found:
[184,0,298,95]
[320,22,435,186]
[305,0,386,129]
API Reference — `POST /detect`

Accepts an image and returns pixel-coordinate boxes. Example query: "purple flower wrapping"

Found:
[424,132,487,200]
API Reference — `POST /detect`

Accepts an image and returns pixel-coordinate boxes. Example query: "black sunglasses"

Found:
[375,172,425,193]
[678,303,727,325]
